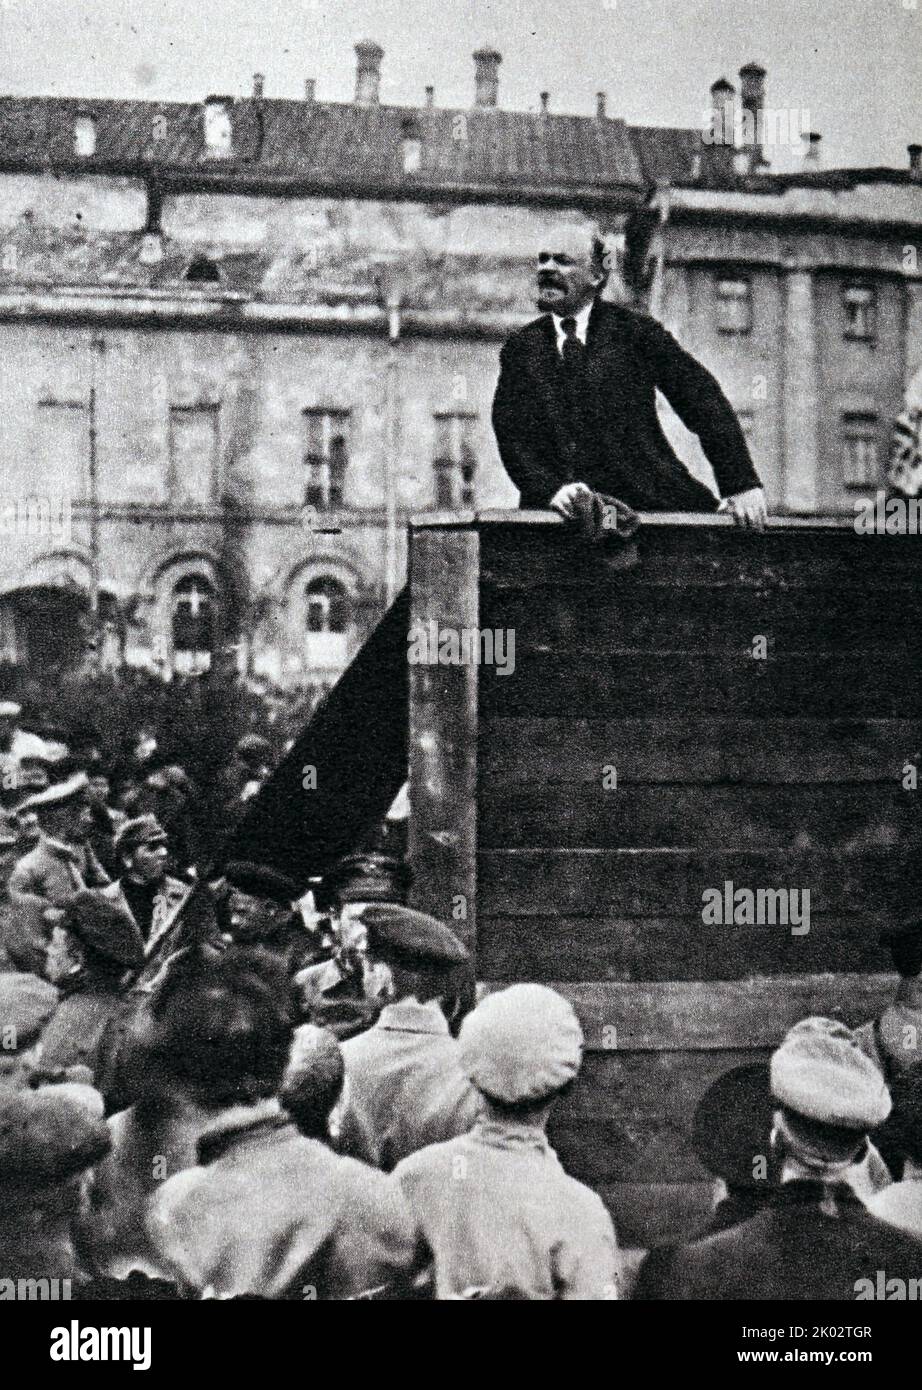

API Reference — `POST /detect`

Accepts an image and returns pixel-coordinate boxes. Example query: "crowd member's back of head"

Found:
[145,946,295,1108]
[0,1082,110,1282]
[280,1024,346,1140]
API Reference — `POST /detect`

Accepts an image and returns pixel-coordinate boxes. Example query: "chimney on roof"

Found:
[803,131,822,168]
[425,85,434,108]
[710,77,736,140]
[252,73,265,100]
[473,47,501,108]
[596,92,607,120]
[909,144,922,177]
[702,78,736,183]
[304,78,316,103]
[354,40,383,106]
[539,91,549,114]
[739,62,766,171]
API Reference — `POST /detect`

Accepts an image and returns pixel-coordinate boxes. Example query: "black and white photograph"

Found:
[0,0,921,1353]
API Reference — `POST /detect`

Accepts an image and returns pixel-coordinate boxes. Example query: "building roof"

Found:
[0,95,647,200]
[631,126,701,184]
[3,92,916,203]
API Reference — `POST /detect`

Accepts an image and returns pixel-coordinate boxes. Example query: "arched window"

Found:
[185,254,222,284]
[302,574,354,675]
[305,576,350,634]
[171,574,215,668]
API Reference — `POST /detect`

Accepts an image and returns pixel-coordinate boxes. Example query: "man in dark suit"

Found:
[492,225,767,528]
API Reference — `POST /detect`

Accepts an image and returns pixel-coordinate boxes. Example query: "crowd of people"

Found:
[0,699,921,1299]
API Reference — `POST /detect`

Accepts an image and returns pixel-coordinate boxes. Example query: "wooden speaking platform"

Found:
[407,510,922,1247]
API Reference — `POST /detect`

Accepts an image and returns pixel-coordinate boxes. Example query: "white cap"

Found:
[459,984,583,1104]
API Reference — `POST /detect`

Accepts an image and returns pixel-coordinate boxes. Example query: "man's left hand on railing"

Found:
[719,487,767,532]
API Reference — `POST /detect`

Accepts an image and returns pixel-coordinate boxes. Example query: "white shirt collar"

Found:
[551,300,594,353]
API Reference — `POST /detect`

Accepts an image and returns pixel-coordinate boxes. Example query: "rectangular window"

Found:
[168,404,220,507]
[303,409,349,509]
[37,399,89,501]
[843,283,877,341]
[434,412,478,508]
[715,277,752,335]
[842,412,880,488]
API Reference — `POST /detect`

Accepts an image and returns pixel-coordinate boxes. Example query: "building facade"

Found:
[0,45,919,686]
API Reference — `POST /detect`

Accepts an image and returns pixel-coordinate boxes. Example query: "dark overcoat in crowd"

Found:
[633,1181,922,1300]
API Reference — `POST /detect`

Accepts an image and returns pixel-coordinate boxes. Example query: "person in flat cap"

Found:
[143,947,423,1299]
[391,983,619,1299]
[295,852,410,1039]
[37,889,145,1082]
[633,1063,780,1300]
[102,814,193,973]
[0,1080,111,1285]
[339,904,482,1170]
[687,1063,779,1234]
[217,860,310,975]
[94,874,224,1117]
[634,1017,922,1301]
[5,772,110,977]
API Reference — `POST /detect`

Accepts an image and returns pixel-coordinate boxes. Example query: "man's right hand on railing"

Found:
[718,486,768,531]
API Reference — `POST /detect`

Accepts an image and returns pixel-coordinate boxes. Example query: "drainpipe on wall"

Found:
[384,295,402,605]
[645,183,672,320]
[87,335,106,672]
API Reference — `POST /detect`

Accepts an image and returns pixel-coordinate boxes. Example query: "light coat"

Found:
[340,1000,482,1170]
[393,1118,620,1300]
[147,1100,423,1298]
[5,836,110,974]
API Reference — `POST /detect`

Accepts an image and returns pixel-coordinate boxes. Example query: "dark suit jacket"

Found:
[632,1182,922,1301]
[491,298,762,511]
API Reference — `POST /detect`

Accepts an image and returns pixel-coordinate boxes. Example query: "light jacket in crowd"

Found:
[341,1000,482,1171]
[393,1118,620,1300]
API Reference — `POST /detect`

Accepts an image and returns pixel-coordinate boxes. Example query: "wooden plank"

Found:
[477,914,891,982]
[547,1049,766,1184]
[479,524,922,591]
[479,717,921,786]
[407,529,479,956]
[479,783,918,851]
[479,975,897,1051]
[480,585,920,656]
[477,650,922,718]
[478,848,912,918]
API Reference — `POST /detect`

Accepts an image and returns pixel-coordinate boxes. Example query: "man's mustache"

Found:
[538,274,564,288]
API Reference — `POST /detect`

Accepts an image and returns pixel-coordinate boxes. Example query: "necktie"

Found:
[561,316,586,370]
